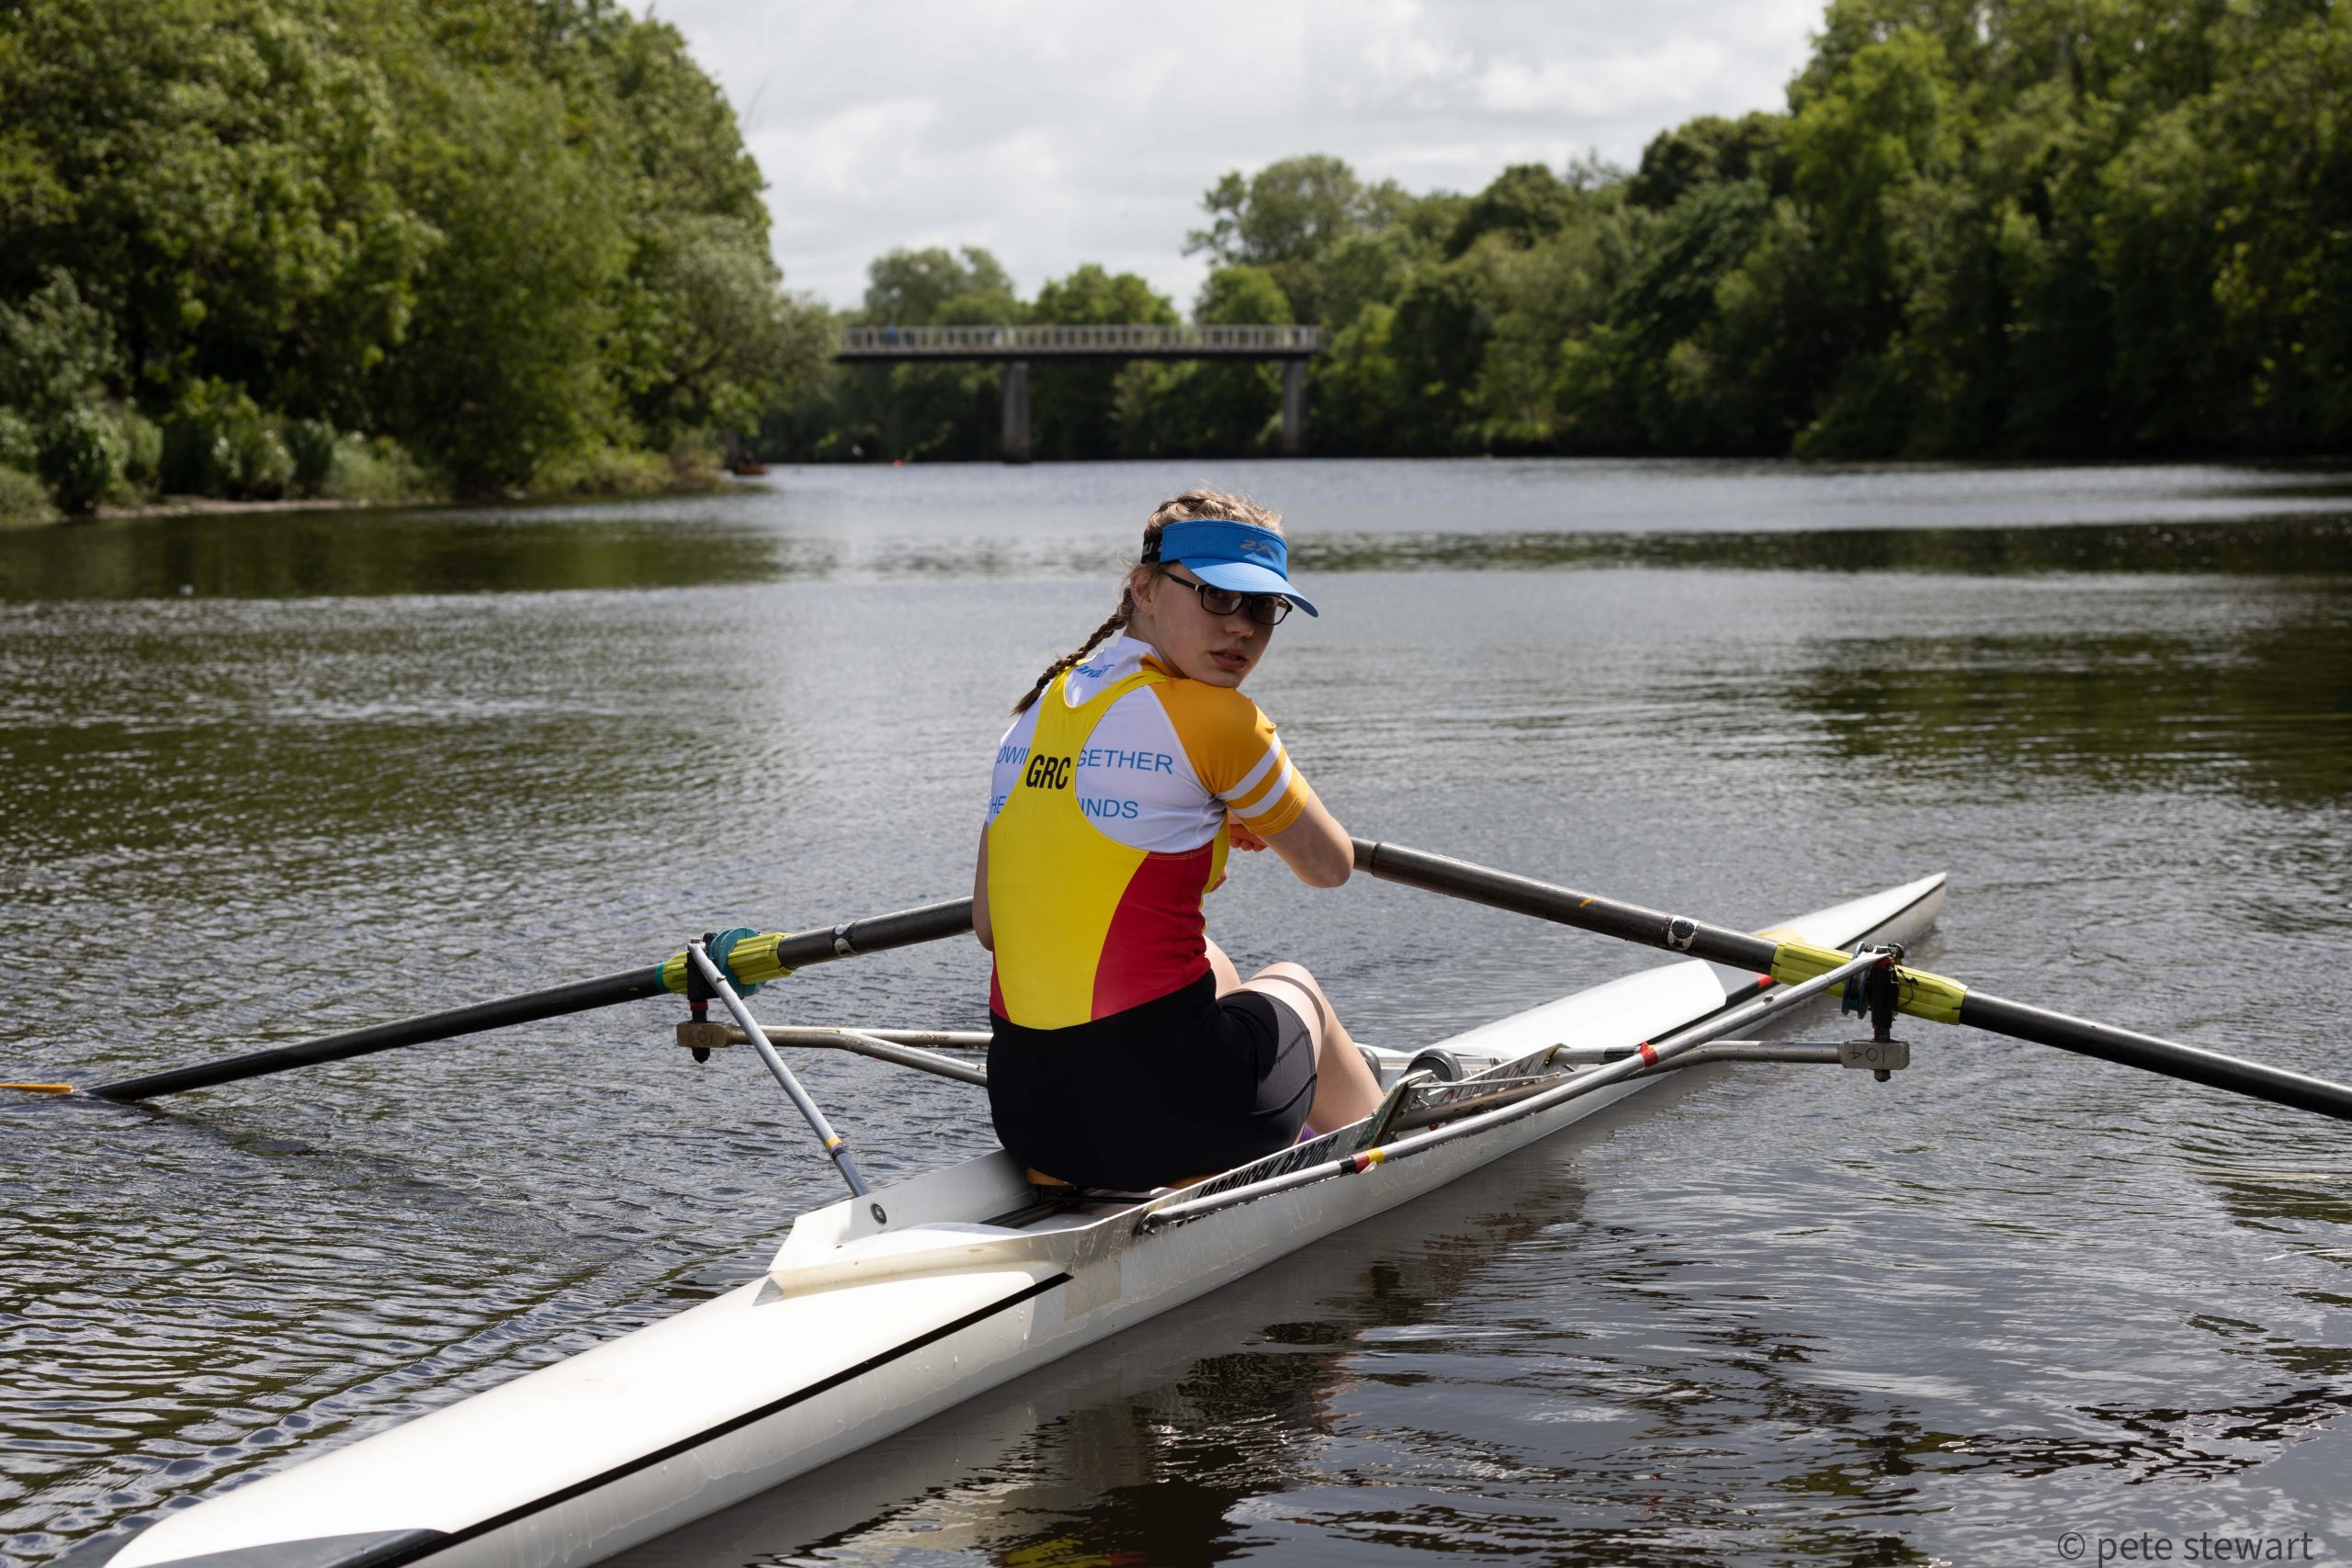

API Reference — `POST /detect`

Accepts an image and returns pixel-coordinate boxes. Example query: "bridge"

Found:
[836,324,1323,462]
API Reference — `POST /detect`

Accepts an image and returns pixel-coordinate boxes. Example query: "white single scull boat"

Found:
[86,872,1947,1568]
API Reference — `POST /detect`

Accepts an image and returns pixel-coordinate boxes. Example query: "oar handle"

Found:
[88,898,978,1103]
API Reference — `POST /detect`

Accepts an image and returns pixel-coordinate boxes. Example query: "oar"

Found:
[1352,838,2352,1123]
[82,898,975,1102]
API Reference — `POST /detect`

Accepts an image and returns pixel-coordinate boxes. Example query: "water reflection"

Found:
[1785,601,2352,804]
[1305,515,2352,576]
[0,504,793,601]
[6,512,2349,601]
[4,463,2350,604]
[604,1145,1589,1568]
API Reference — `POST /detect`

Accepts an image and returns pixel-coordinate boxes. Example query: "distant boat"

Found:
[728,455,769,477]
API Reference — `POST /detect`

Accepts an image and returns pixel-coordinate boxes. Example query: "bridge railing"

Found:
[840,323,1320,356]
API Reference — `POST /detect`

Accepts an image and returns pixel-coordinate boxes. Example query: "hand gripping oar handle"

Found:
[88,898,977,1102]
[1351,838,2352,1124]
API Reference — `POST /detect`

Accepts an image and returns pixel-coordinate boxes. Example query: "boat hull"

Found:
[98,874,1945,1568]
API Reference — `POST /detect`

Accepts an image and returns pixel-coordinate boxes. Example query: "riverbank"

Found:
[0,448,734,530]
[94,494,401,522]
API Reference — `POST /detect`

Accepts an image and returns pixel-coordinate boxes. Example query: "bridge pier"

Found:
[1281,359,1307,456]
[1001,360,1031,464]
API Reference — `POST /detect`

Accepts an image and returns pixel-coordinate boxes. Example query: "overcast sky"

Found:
[653,1,1825,313]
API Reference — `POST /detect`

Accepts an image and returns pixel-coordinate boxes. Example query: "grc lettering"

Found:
[1023,753,1073,791]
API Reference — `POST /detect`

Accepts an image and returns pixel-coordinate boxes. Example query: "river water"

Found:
[4,458,2349,1568]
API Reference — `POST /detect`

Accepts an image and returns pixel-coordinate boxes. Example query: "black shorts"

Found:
[988,974,1317,1192]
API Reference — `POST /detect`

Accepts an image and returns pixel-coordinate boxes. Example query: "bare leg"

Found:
[1204,936,1243,996]
[1239,963,1383,1132]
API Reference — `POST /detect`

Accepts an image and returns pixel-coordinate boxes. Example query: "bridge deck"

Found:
[838,323,1319,363]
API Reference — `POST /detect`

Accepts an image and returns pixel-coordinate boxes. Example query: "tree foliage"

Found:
[1447,164,1577,257]
[1258,0,2352,458]
[0,0,795,502]
[1030,263,1176,458]
[12,0,2346,491]
[794,0,2352,462]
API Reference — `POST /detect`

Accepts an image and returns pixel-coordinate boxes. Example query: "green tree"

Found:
[1460,199,1640,448]
[1127,265,1293,456]
[862,246,1018,326]
[616,216,797,442]
[0,0,799,501]
[0,268,117,417]
[374,55,628,489]
[1187,154,1374,321]
[1576,179,1774,450]
[1387,270,1491,450]
[1447,164,1577,257]
[2092,6,2352,451]
[1314,228,1419,333]
[0,0,433,426]
[575,5,783,448]
[816,246,1023,461]
[750,291,852,460]
[1029,264,1176,458]
[1188,153,1364,265]
[1628,112,1787,210]
[1311,302,1407,452]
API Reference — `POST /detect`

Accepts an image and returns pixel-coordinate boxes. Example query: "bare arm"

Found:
[1261,783,1351,888]
[972,832,993,951]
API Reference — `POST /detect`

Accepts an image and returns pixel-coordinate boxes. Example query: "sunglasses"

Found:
[1157,568,1294,626]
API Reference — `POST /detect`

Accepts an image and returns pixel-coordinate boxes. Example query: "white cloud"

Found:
[1341,0,1476,112]
[1476,38,1731,118]
[650,0,1821,310]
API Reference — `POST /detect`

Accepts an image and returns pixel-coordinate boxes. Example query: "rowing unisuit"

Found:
[983,634,1309,1028]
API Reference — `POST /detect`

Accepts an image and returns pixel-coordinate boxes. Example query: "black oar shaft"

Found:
[91,966,670,1102]
[1958,993,2352,1122]
[1352,838,2352,1124]
[89,898,977,1103]
[791,898,975,964]
[1351,839,1781,972]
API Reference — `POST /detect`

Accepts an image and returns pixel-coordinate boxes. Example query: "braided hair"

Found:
[1010,488,1283,715]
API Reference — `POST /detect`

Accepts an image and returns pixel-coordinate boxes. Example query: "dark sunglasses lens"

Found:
[1177,572,1289,626]
[1205,587,1287,626]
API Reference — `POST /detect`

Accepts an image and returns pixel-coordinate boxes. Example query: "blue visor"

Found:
[1151,518,1318,617]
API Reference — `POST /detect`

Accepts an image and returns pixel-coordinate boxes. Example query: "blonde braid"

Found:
[1011,597,1133,716]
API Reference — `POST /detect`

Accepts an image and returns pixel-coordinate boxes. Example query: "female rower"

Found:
[973,489,1383,1192]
